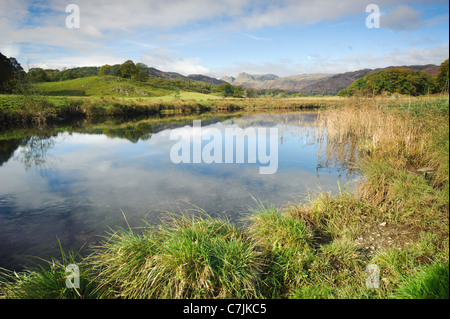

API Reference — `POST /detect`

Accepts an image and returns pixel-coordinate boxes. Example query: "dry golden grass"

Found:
[315,97,432,170]
[314,96,449,229]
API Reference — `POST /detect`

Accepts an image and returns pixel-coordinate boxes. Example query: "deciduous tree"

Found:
[99,64,112,76]
[119,60,137,79]
[436,59,449,93]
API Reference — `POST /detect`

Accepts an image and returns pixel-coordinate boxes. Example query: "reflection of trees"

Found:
[13,135,58,171]
[0,121,154,171]
[102,122,153,143]
[0,111,270,169]
[0,138,22,167]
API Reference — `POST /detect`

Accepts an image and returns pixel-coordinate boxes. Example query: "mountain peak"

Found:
[237,72,255,80]
[235,72,279,82]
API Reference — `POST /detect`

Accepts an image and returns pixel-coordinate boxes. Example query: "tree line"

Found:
[2,52,448,98]
[27,66,100,82]
[338,59,449,97]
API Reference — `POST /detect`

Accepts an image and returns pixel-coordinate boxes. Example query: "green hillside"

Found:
[35,76,173,97]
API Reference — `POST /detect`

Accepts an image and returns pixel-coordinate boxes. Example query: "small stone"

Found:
[417,167,434,173]
[379,222,387,227]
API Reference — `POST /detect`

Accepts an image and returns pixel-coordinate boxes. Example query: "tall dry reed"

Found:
[315,97,448,228]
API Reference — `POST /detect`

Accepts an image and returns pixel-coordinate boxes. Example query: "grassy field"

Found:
[34,76,227,102]
[35,75,175,97]
[0,96,448,299]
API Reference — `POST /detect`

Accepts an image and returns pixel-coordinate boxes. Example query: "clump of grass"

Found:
[249,205,313,251]
[393,262,449,299]
[91,213,262,299]
[89,224,161,298]
[319,237,364,272]
[371,232,449,296]
[427,118,449,194]
[0,247,96,299]
[356,156,448,230]
[247,205,315,297]
[288,191,380,242]
[290,237,371,299]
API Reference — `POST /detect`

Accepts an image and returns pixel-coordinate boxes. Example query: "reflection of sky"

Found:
[0,113,357,270]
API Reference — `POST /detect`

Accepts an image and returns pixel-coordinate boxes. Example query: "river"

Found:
[0,110,357,271]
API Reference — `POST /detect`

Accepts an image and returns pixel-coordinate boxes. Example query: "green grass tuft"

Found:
[394,262,449,299]
[91,213,262,299]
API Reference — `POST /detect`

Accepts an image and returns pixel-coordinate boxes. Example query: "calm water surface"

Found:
[0,111,357,270]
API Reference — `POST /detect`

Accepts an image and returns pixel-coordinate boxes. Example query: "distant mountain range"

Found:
[220,64,440,95]
[146,62,440,95]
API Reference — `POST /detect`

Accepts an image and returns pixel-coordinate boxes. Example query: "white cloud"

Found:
[29,53,126,70]
[82,25,103,38]
[381,4,450,31]
[336,44,449,70]
[141,50,211,75]
[240,33,271,41]
[1,0,448,75]
[212,43,449,77]
[169,58,211,75]
[0,0,29,27]
[381,5,424,30]
[1,25,105,53]
[239,0,365,28]
[0,43,20,58]
[142,55,211,75]
[238,0,437,29]
[43,0,252,31]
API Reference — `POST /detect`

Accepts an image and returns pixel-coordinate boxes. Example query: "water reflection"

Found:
[14,135,59,171]
[0,111,357,271]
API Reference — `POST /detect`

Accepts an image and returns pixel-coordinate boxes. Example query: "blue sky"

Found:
[0,0,448,78]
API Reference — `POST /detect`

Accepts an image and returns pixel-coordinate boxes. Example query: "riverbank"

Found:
[0,94,344,127]
[0,96,448,299]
